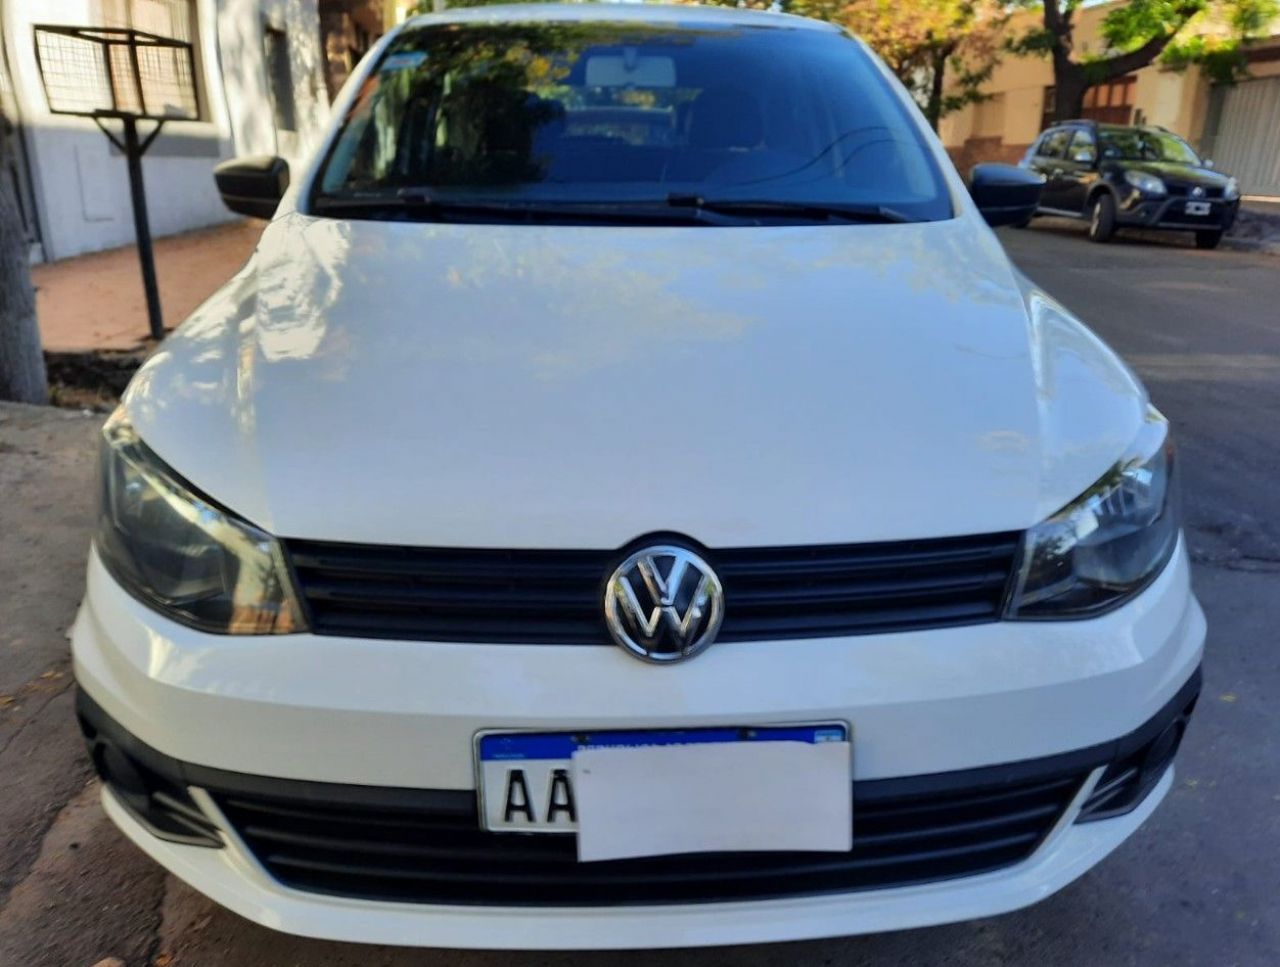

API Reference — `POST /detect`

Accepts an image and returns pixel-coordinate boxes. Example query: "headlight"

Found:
[96,410,305,634]
[1123,170,1167,196]
[1224,177,1239,201]
[1006,407,1179,619]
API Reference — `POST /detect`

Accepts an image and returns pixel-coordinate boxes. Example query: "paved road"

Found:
[1,223,1277,966]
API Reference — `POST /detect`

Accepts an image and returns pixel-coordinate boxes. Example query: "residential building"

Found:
[1,0,400,263]
[940,1,1280,198]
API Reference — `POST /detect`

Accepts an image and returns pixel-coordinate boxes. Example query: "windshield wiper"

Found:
[310,190,917,225]
[311,189,528,217]
[665,194,914,224]
[311,190,720,224]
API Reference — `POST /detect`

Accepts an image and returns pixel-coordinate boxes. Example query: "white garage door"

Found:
[1211,76,1280,197]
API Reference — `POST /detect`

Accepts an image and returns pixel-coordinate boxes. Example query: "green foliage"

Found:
[1101,0,1207,51]
[1161,34,1247,81]
[1230,0,1280,32]
[1158,0,1278,83]
[1012,0,1278,120]
[939,54,998,118]
[1005,27,1057,56]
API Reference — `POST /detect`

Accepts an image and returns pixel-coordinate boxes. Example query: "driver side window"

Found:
[1068,130,1096,164]
[1038,129,1070,159]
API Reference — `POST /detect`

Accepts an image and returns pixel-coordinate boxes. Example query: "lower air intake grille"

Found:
[215,769,1082,906]
[284,532,1020,644]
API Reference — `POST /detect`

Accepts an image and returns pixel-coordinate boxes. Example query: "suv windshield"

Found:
[312,20,952,224]
[1099,128,1201,165]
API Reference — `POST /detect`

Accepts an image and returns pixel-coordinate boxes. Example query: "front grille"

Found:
[215,769,1082,906]
[285,532,1020,644]
[1166,184,1224,199]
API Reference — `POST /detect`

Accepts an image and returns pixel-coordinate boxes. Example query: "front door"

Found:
[1056,128,1099,215]
[1030,128,1073,211]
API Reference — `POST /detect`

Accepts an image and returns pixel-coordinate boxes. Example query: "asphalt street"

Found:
[0,221,1277,966]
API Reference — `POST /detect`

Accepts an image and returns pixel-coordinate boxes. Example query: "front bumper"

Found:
[1118,194,1239,232]
[72,539,1205,947]
[100,767,1176,948]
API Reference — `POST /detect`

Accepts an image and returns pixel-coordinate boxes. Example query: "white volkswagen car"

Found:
[74,3,1203,949]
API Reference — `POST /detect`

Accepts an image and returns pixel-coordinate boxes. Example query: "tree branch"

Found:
[1095,27,1183,80]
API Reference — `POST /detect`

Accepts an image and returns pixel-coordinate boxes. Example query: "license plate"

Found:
[476,724,851,858]
[1186,201,1212,215]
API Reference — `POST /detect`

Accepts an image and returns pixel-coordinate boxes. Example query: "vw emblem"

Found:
[604,545,724,663]
[1191,186,1206,198]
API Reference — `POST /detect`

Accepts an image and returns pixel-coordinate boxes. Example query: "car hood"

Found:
[1114,160,1229,188]
[125,214,1147,548]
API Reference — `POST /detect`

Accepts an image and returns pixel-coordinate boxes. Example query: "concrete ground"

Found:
[31,220,265,352]
[1,222,1278,966]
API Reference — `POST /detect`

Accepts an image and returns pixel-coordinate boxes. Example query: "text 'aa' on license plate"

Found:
[1186,201,1212,215]
[477,725,853,862]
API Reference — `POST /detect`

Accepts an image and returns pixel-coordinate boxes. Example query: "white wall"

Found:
[2,0,329,262]
[216,0,329,161]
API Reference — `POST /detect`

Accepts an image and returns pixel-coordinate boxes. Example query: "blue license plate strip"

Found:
[478,723,848,763]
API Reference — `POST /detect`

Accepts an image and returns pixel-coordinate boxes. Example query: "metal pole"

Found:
[122,116,164,341]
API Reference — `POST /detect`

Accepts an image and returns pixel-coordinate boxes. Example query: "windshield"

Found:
[1099,129,1201,165]
[311,20,952,224]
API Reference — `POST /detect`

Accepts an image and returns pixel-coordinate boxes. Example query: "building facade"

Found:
[1,0,368,263]
[940,2,1280,198]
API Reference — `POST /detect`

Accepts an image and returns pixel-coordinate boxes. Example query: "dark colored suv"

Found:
[1018,120,1240,248]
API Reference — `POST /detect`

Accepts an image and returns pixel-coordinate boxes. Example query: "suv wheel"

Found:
[1088,194,1116,243]
[1195,230,1223,250]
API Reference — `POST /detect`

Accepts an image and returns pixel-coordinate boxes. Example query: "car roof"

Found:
[402,2,839,33]
[1050,121,1182,136]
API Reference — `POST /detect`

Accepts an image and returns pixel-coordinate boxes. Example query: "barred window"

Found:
[98,0,206,120]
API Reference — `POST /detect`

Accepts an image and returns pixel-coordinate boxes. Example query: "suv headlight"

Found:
[1123,170,1167,196]
[1224,176,1240,201]
[96,410,305,634]
[1006,407,1179,618]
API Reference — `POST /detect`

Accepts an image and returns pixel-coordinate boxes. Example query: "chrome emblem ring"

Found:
[604,545,724,663]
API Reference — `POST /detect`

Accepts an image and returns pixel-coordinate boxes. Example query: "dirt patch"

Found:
[1227,207,1280,254]
[44,348,151,412]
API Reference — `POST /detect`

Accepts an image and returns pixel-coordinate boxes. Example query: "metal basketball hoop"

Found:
[33,25,202,340]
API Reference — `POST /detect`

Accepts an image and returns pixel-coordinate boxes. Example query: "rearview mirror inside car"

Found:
[968,163,1044,228]
[584,53,676,88]
[213,156,290,220]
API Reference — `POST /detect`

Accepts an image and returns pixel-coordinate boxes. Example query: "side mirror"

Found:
[1204,158,1215,169]
[968,163,1044,228]
[214,156,290,220]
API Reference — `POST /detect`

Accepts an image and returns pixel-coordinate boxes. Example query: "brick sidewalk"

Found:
[32,219,265,352]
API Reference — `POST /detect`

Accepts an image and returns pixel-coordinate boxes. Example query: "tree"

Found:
[1012,0,1278,123]
[810,0,1007,129]
[713,0,1008,129]
[0,106,46,405]
[415,0,1004,129]
[1161,0,1280,83]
